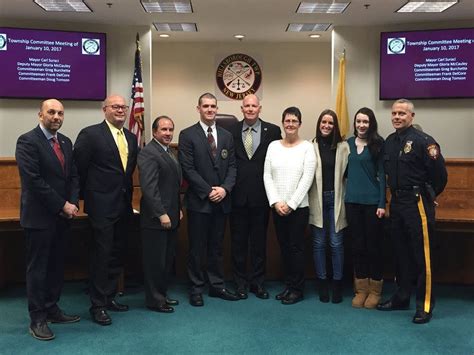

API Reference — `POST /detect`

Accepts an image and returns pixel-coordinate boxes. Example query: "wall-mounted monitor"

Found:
[380,28,474,100]
[0,27,106,101]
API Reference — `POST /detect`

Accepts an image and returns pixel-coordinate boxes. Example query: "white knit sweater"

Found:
[263,140,316,210]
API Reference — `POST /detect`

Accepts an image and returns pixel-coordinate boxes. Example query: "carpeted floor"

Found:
[0,281,472,354]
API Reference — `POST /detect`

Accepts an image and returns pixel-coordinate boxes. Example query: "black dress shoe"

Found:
[166,297,179,306]
[148,304,174,313]
[275,288,290,301]
[90,308,112,326]
[107,299,129,312]
[413,310,432,324]
[208,288,240,301]
[189,294,204,307]
[47,311,81,324]
[281,292,304,305]
[29,322,55,341]
[376,299,410,311]
[236,288,248,299]
[250,285,269,299]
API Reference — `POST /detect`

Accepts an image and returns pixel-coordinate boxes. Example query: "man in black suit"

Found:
[74,94,138,325]
[16,99,81,341]
[138,116,182,313]
[178,92,239,306]
[229,94,281,299]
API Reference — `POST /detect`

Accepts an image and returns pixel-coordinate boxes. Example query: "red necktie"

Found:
[51,137,65,172]
[207,127,217,158]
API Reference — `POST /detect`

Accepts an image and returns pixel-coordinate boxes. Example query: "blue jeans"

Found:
[311,191,344,280]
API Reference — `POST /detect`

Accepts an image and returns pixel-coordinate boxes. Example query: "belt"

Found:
[391,186,424,198]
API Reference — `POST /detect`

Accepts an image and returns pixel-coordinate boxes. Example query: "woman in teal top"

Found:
[345,107,386,309]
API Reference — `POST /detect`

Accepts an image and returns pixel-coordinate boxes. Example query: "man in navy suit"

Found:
[178,92,239,306]
[16,99,80,341]
[229,94,281,300]
[74,95,138,325]
[138,116,182,313]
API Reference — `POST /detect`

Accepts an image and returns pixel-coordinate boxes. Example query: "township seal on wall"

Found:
[216,53,262,100]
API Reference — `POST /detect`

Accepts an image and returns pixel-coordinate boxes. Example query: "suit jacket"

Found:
[229,119,281,208]
[178,122,236,214]
[138,140,182,230]
[15,125,79,229]
[74,120,138,218]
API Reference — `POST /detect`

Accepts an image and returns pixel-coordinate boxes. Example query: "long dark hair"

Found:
[353,107,383,159]
[315,109,342,149]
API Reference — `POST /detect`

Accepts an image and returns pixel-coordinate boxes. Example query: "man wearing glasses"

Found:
[74,95,138,326]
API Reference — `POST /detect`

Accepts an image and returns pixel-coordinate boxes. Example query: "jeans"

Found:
[311,191,344,280]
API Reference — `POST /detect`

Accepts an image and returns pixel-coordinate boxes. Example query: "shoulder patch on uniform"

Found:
[427,144,439,160]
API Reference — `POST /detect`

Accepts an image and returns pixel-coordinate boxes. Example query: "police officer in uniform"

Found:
[377,99,447,324]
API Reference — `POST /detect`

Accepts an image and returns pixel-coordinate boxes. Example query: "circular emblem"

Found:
[82,39,100,54]
[388,38,405,54]
[0,34,6,50]
[216,53,262,100]
[221,149,228,159]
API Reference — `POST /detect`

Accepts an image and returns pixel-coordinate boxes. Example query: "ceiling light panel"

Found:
[297,2,350,14]
[153,23,197,32]
[141,0,192,13]
[397,1,458,13]
[34,0,92,12]
[287,23,331,32]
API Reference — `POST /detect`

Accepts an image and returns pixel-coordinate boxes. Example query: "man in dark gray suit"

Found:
[74,95,138,326]
[178,92,239,306]
[229,94,281,300]
[138,116,182,313]
[16,99,80,341]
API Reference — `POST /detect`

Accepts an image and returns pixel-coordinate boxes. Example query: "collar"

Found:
[39,123,56,141]
[199,120,216,132]
[105,119,124,135]
[242,118,261,133]
[153,138,169,151]
[396,125,414,140]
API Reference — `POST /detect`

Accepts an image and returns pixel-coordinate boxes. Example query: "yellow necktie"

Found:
[117,130,128,171]
[244,128,253,159]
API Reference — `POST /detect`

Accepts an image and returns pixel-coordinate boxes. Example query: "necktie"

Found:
[51,137,65,172]
[207,127,217,158]
[244,127,253,159]
[117,130,128,171]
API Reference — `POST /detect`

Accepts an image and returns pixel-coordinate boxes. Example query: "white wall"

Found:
[151,42,331,142]
[0,20,151,157]
[332,21,474,158]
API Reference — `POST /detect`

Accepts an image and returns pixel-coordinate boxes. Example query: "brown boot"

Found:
[364,279,383,309]
[352,278,369,308]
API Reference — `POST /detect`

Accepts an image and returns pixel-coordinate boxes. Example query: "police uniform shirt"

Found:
[384,125,447,196]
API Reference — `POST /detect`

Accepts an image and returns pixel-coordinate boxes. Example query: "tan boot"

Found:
[352,278,369,308]
[364,279,383,309]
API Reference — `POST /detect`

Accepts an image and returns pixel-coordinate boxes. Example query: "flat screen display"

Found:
[380,28,474,100]
[0,27,106,100]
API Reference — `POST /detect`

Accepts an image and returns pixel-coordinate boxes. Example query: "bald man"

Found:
[228,94,281,299]
[74,95,138,326]
[16,99,80,340]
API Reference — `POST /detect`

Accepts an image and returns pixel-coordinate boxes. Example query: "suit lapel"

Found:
[34,126,65,175]
[152,140,181,181]
[195,123,215,162]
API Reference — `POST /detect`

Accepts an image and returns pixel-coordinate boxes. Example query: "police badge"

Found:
[403,141,413,154]
[221,149,228,159]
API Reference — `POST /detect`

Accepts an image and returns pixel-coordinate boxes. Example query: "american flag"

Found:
[128,33,144,146]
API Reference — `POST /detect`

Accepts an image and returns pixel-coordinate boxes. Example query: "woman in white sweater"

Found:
[308,109,349,304]
[263,107,316,305]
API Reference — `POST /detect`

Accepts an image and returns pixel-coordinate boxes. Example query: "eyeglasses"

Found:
[283,119,300,125]
[105,105,129,111]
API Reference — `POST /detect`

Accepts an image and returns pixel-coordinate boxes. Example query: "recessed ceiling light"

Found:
[159,34,170,38]
[287,23,331,32]
[397,1,458,13]
[234,34,245,39]
[153,23,198,32]
[309,34,321,38]
[297,2,350,14]
[34,0,92,12]
[141,0,193,13]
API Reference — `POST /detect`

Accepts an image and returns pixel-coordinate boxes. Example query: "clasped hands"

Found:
[273,201,293,216]
[209,186,226,203]
[61,201,78,219]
